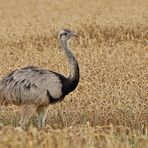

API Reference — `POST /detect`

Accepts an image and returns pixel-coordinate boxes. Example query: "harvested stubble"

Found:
[0,0,148,147]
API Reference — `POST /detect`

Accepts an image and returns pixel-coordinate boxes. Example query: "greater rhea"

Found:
[0,29,80,129]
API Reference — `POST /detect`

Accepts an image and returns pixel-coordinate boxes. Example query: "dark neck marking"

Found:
[58,73,79,96]
[60,41,80,95]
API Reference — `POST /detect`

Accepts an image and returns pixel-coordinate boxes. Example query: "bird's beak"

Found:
[73,33,78,37]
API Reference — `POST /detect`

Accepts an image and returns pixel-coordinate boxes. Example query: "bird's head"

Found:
[59,29,77,42]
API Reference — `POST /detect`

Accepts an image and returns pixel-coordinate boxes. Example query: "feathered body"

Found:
[0,29,80,129]
[0,66,79,105]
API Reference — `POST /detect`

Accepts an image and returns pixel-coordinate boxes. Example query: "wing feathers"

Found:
[0,66,63,105]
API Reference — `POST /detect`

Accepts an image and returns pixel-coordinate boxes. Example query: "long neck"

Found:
[61,40,80,90]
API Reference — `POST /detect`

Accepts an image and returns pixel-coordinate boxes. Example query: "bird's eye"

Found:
[64,32,67,35]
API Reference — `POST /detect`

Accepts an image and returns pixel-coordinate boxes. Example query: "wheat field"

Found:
[0,0,148,147]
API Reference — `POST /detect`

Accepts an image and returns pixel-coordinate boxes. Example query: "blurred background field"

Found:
[0,0,148,147]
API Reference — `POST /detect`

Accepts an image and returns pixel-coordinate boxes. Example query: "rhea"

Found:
[0,29,80,129]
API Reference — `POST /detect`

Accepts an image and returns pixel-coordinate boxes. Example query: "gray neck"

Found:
[61,40,79,82]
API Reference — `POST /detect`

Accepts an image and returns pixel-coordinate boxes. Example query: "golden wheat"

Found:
[0,0,148,147]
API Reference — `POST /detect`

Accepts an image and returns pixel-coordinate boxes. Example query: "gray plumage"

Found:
[0,66,62,105]
[0,29,80,129]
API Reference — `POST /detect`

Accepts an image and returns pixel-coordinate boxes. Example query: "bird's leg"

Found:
[36,105,49,128]
[19,105,37,130]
